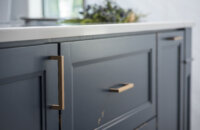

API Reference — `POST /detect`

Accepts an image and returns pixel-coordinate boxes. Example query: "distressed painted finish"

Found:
[61,34,156,130]
[0,28,192,130]
[135,118,156,130]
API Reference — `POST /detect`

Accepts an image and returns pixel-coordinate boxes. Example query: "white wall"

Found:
[0,0,12,24]
[10,0,29,23]
[0,0,42,25]
[0,0,29,25]
[28,0,43,18]
[86,0,200,130]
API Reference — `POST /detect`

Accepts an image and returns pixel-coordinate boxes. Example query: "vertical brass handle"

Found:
[49,56,65,110]
[109,83,134,93]
[166,36,183,41]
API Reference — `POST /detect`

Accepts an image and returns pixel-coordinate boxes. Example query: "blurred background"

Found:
[0,0,199,129]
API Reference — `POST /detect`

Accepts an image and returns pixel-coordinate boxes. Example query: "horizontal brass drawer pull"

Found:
[109,83,134,93]
[166,36,183,41]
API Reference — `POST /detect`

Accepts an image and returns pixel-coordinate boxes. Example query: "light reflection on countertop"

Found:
[0,21,194,43]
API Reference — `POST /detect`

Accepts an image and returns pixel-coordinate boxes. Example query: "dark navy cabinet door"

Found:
[184,28,192,130]
[158,31,184,130]
[0,44,59,130]
[61,34,156,130]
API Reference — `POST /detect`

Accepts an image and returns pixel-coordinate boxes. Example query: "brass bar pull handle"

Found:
[109,83,134,93]
[49,56,65,110]
[166,36,183,41]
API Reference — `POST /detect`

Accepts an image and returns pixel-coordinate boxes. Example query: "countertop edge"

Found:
[0,21,194,43]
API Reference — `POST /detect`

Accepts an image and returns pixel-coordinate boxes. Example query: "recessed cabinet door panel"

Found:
[61,34,156,130]
[0,45,59,130]
[158,31,184,130]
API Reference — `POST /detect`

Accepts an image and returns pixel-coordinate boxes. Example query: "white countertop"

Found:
[0,21,194,43]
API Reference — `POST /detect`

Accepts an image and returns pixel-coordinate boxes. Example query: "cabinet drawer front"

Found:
[62,34,156,130]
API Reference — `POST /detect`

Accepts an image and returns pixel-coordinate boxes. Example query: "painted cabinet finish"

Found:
[135,118,156,130]
[0,45,59,130]
[184,28,192,130]
[157,31,185,130]
[61,34,156,130]
[0,28,191,130]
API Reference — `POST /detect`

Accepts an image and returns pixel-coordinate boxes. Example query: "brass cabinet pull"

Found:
[109,83,134,93]
[49,56,65,110]
[166,36,183,41]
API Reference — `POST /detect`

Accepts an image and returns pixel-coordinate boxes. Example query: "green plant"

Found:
[62,0,145,24]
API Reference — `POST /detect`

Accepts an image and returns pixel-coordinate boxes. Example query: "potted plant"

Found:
[62,0,145,24]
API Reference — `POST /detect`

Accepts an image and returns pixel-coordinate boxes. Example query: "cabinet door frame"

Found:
[157,30,185,130]
[183,28,192,130]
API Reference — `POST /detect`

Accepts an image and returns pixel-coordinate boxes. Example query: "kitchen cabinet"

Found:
[0,26,192,130]
[61,34,156,130]
[157,31,185,130]
[0,44,60,130]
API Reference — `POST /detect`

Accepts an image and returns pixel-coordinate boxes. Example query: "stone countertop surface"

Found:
[0,21,194,43]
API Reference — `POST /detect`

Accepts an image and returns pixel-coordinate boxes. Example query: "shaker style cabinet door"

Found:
[158,31,185,130]
[0,44,60,130]
[61,34,156,130]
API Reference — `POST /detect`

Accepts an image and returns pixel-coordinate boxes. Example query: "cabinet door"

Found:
[61,34,156,130]
[158,31,184,130]
[184,28,192,130]
[0,44,59,130]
